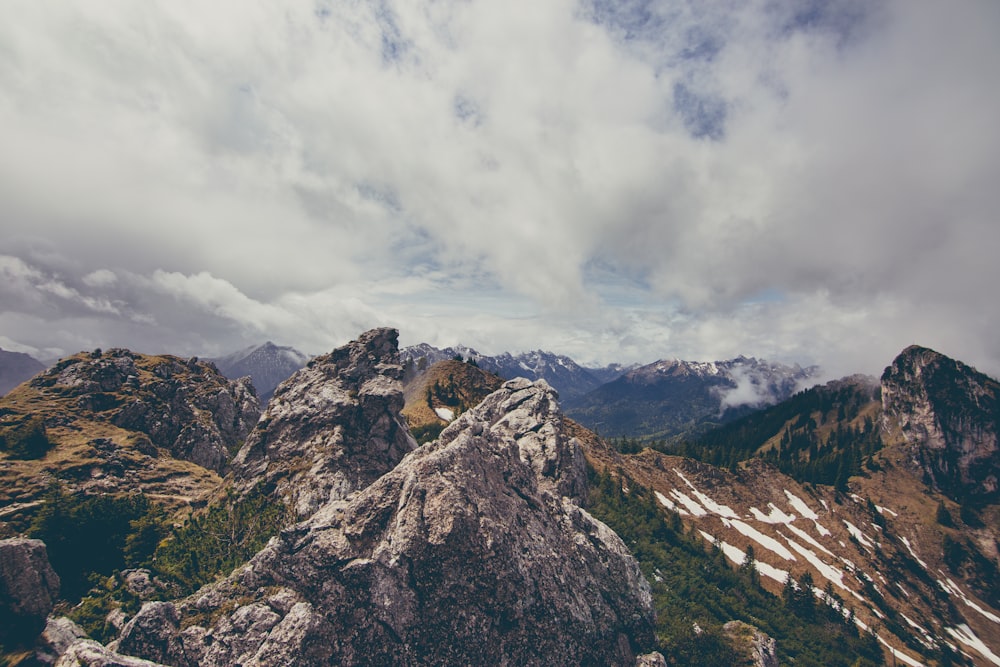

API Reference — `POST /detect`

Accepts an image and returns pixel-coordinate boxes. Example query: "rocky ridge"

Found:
[400,343,630,402]
[881,344,1000,503]
[75,330,659,666]
[230,328,417,519]
[0,350,259,526]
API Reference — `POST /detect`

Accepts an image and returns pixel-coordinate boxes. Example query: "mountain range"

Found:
[0,332,998,665]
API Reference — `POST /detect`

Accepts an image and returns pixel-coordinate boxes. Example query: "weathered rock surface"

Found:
[723,620,778,667]
[118,373,656,666]
[55,639,169,667]
[36,616,87,665]
[0,537,60,646]
[230,327,417,518]
[881,345,1000,502]
[22,348,259,473]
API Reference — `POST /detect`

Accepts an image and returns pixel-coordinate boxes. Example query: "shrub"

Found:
[0,416,53,459]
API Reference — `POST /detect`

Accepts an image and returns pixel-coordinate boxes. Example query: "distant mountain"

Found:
[212,341,310,403]
[0,348,45,396]
[399,344,631,402]
[565,356,820,440]
[585,344,1000,666]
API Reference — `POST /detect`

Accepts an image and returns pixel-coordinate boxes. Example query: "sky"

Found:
[1,0,999,380]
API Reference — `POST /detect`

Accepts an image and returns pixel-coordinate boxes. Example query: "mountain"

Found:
[565,355,820,440]
[212,341,310,404]
[0,348,259,528]
[586,345,1000,666]
[54,329,661,666]
[881,345,1000,506]
[229,329,416,520]
[399,343,630,402]
[0,348,46,397]
[400,358,504,443]
[5,336,1000,666]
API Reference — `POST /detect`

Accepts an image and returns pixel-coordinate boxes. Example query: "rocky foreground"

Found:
[16,328,661,666]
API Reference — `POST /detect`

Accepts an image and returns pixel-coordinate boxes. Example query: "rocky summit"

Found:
[108,368,657,665]
[230,327,417,519]
[882,344,1000,503]
[0,349,259,525]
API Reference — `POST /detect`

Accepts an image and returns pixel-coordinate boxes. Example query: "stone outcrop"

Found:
[117,367,656,665]
[0,538,60,647]
[723,621,778,667]
[230,328,417,518]
[25,348,259,473]
[881,345,1000,501]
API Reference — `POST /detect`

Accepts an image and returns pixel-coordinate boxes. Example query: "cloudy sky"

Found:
[1,0,998,379]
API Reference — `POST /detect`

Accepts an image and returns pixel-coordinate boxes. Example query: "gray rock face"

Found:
[55,639,169,667]
[231,327,417,518]
[36,616,87,665]
[0,537,60,646]
[33,348,260,473]
[881,345,1000,501]
[119,375,656,666]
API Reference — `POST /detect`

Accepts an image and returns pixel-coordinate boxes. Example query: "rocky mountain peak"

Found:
[881,344,1000,502]
[230,327,417,518]
[110,370,657,666]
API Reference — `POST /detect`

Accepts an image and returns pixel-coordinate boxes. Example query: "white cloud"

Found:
[0,0,998,376]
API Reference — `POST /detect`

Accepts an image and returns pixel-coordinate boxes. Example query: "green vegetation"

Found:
[0,416,53,459]
[677,382,882,488]
[27,485,160,600]
[153,488,289,595]
[586,465,885,666]
[21,483,288,642]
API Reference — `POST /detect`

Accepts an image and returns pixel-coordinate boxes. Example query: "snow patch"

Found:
[899,536,928,569]
[938,577,1000,624]
[699,530,788,584]
[729,519,796,561]
[784,490,819,520]
[877,637,926,667]
[781,536,846,589]
[843,520,875,548]
[812,520,832,536]
[750,503,795,524]
[433,407,455,422]
[670,489,708,517]
[674,469,739,518]
[655,491,688,516]
[947,624,1000,666]
[876,505,898,517]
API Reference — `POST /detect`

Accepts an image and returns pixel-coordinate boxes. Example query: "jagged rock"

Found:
[119,374,656,666]
[881,345,1000,501]
[36,616,87,665]
[635,652,668,666]
[22,348,260,474]
[723,620,778,667]
[230,327,417,518]
[55,639,169,667]
[0,537,61,646]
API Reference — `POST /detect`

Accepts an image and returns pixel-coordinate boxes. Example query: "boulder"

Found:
[0,537,60,646]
